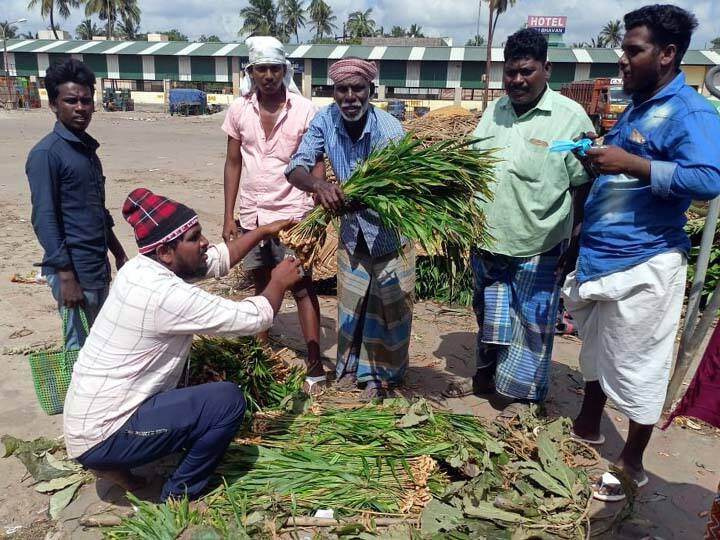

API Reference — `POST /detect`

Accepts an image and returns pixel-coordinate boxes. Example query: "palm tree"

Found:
[482,0,518,108]
[407,23,424,38]
[599,19,623,48]
[390,25,406,38]
[1,20,19,39]
[75,18,101,40]
[116,16,140,40]
[308,0,336,40]
[280,0,306,43]
[466,34,485,46]
[239,0,280,37]
[20,31,38,39]
[346,8,376,39]
[84,0,141,40]
[199,34,222,42]
[27,0,80,40]
[712,37,720,50]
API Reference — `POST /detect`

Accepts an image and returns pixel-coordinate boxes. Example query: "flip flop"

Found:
[442,379,475,398]
[303,375,328,396]
[593,471,649,502]
[570,430,606,445]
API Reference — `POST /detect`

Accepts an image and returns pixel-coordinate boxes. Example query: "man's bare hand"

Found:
[270,257,303,289]
[585,145,637,176]
[314,182,344,212]
[58,271,84,308]
[222,218,239,243]
[261,219,295,238]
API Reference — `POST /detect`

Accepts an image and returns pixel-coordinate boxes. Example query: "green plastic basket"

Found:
[28,308,89,416]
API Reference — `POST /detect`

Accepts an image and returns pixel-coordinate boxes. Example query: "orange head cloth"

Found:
[328,58,378,84]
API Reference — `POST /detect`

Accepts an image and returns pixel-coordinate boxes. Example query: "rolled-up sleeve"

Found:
[26,149,72,270]
[651,110,720,201]
[286,114,326,176]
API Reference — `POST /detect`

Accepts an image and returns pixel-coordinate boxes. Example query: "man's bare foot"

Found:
[91,469,147,492]
[335,373,357,391]
[306,359,325,378]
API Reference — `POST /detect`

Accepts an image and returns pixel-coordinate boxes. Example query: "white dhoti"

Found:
[562,250,687,425]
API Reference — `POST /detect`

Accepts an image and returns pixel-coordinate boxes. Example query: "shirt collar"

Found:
[631,71,686,108]
[334,104,376,141]
[53,121,99,151]
[249,88,293,112]
[499,84,553,117]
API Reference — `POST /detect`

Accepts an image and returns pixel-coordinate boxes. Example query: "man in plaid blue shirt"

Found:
[286,58,415,401]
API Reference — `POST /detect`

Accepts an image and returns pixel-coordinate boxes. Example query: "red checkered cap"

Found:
[122,188,199,254]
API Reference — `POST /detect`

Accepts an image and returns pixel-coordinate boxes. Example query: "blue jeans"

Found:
[46,274,109,350]
[77,382,246,501]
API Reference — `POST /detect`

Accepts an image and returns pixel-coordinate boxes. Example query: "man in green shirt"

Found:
[444,28,594,410]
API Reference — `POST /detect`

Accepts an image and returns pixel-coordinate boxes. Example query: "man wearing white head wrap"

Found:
[222,36,327,394]
[239,36,301,96]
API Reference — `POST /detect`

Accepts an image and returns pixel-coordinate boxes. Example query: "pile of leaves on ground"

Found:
[1,435,93,519]
[105,399,598,540]
[185,336,304,414]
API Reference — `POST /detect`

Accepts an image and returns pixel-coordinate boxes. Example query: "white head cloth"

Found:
[239,36,301,96]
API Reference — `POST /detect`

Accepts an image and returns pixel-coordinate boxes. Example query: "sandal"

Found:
[495,401,530,421]
[570,430,606,445]
[360,381,388,402]
[335,373,358,392]
[442,376,495,399]
[593,471,648,502]
[303,375,328,396]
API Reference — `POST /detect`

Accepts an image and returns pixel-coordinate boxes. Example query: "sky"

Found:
[3,0,720,49]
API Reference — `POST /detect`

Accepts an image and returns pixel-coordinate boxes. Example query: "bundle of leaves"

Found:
[685,208,720,308]
[280,134,496,270]
[187,336,304,413]
[106,400,596,540]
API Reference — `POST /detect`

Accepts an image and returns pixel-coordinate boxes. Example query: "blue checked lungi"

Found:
[471,243,564,401]
[336,243,415,385]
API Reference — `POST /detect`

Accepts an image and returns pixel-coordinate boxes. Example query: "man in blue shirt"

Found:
[27,59,127,349]
[286,58,414,401]
[562,4,720,502]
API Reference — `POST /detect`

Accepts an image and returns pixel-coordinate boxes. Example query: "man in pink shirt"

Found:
[222,36,325,393]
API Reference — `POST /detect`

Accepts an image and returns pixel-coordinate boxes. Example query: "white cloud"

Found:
[4,0,719,48]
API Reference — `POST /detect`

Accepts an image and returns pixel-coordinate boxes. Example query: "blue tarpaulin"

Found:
[169,89,206,112]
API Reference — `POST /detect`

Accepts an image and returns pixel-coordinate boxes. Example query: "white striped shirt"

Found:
[63,243,274,458]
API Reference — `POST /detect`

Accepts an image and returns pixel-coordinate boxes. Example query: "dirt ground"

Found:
[0,108,718,540]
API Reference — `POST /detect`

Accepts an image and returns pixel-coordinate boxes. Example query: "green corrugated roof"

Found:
[463,48,487,62]
[4,40,719,65]
[549,48,577,63]
[381,47,411,60]
[587,48,621,63]
[344,46,374,59]
[422,47,451,61]
[683,50,713,65]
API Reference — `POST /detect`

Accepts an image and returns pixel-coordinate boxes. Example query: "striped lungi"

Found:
[472,243,564,401]
[336,243,415,385]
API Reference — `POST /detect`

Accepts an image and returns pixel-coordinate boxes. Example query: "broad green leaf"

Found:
[463,500,528,523]
[421,499,464,534]
[35,473,86,493]
[1,435,62,458]
[523,469,571,498]
[15,452,73,482]
[537,433,576,491]
[49,481,82,519]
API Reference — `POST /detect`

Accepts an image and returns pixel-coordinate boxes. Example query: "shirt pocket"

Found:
[273,124,305,163]
[507,139,549,183]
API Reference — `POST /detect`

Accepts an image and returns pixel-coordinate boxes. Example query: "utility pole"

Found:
[2,18,27,110]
